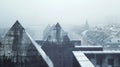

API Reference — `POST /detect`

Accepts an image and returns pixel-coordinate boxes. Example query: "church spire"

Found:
[85,20,89,30]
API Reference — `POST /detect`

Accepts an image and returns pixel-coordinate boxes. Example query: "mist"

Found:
[0,0,120,39]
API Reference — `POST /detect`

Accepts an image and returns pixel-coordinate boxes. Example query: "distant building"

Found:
[84,20,89,30]
[43,23,69,43]
[81,30,109,45]
[104,35,120,50]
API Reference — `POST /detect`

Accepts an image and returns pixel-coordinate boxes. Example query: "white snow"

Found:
[73,51,94,67]
[26,32,54,67]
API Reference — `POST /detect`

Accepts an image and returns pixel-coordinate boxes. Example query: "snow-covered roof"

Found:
[26,31,54,67]
[75,45,102,48]
[73,51,94,67]
[82,51,120,54]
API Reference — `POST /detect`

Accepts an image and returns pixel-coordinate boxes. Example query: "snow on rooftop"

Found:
[26,32,54,67]
[82,51,120,54]
[75,45,102,48]
[73,51,94,67]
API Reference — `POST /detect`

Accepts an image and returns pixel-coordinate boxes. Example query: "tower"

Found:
[85,20,89,30]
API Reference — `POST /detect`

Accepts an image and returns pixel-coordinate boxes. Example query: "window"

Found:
[108,59,114,66]
[96,58,102,65]
[96,57,102,67]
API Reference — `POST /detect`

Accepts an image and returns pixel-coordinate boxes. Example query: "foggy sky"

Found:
[0,0,120,27]
[0,0,120,39]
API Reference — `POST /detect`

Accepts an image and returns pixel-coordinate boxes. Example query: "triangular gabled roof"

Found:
[43,23,70,43]
[10,20,24,30]
[55,22,61,29]
[1,20,53,67]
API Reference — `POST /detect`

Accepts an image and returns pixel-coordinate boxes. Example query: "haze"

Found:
[0,0,120,39]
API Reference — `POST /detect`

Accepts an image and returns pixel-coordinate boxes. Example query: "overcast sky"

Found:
[0,0,120,39]
[0,0,120,27]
